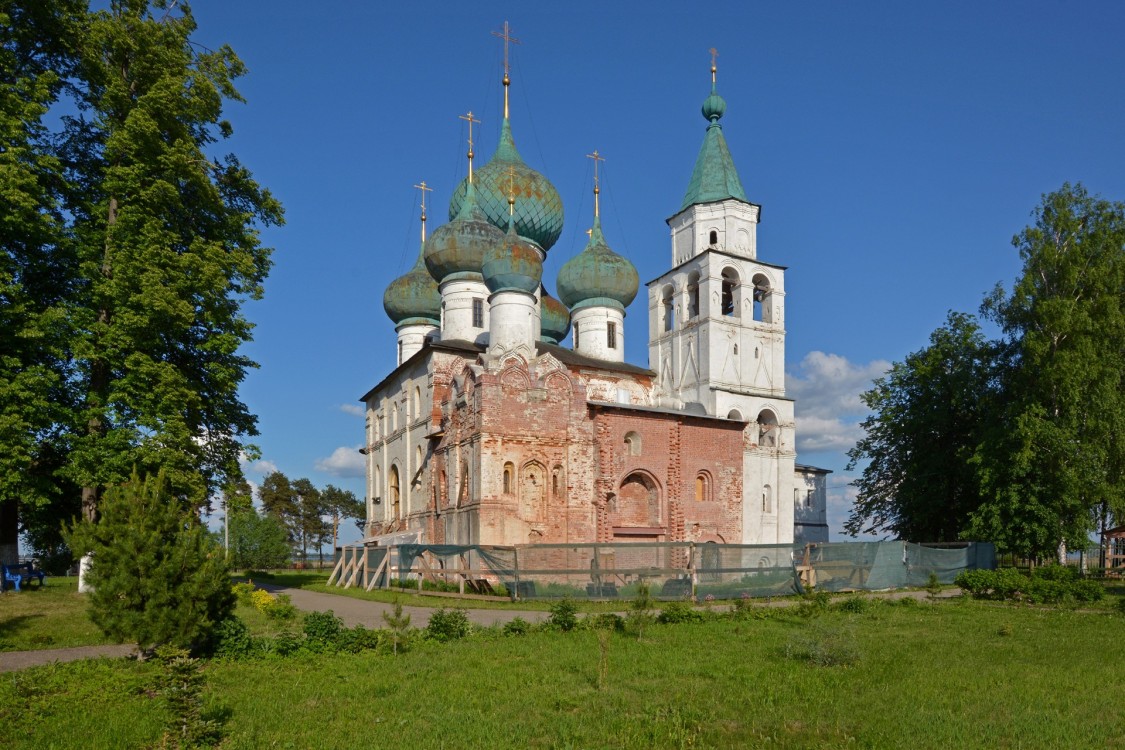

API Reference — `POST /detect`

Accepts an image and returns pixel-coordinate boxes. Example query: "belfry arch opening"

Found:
[752,273,773,323]
[687,271,700,319]
[721,267,740,317]
[756,409,779,448]
[661,285,675,332]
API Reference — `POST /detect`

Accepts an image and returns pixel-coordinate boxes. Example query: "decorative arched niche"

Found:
[756,409,778,448]
[614,471,662,528]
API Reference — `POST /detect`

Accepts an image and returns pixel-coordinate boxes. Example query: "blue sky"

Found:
[187,1,1125,542]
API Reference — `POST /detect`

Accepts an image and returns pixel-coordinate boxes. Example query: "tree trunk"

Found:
[0,497,19,566]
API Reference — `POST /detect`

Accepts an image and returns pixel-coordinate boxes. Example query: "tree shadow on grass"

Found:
[0,614,47,649]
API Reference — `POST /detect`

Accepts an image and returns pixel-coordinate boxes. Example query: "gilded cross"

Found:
[459,111,481,179]
[491,21,521,77]
[586,149,605,217]
[414,180,432,240]
[710,47,719,82]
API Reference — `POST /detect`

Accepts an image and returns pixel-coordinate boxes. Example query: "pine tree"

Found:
[66,470,235,652]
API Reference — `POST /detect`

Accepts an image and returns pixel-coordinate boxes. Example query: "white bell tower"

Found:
[647,56,796,545]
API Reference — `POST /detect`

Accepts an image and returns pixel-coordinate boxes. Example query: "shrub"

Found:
[340,624,383,653]
[425,608,472,642]
[64,470,234,652]
[657,602,706,625]
[1032,564,1078,583]
[502,617,533,636]
[270,630,303,656]
[231,581,256,606]
[547,598,579,632]
[796,588,831,617]
[586,613,625,632]
[209,617,253,659]
[834,596,869,614]
[303,610,344,650]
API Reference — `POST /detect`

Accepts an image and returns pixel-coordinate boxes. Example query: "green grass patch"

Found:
[2,598,1123,748]
[0,577,114,652]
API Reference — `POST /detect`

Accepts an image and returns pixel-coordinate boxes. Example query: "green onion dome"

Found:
[482,221,543,295]
[539,287,571,344]
[556,216,639,313]
[424,182,506,283]
[383,245,441,326]
[448,118,564,253]
[702,81,727,123]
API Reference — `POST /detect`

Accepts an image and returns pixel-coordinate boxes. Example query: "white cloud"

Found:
[788,351,890,455]
[315,445,366,478]
[339,403,365,417]
[249,459,279,476]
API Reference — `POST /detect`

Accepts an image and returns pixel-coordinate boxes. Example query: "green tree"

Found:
[969,184,1125,559]
[58,0,283,521]
[0,0,83,564]
[319,484,365,557]
[228,508,289,570]
[65,470,235,652]
[845,312,995,540]
[291,478,325,562]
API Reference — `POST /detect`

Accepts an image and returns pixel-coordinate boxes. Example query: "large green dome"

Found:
[482,222,543,295]
[556,217,639,313]
[448,119,564,252]
[384,245,441,326]
[539,287,571,344]
[425,182,506,283]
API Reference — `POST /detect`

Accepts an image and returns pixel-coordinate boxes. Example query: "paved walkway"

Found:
[1,585,958,672]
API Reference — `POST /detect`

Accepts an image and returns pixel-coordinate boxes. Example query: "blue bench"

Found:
[2,563,46,592]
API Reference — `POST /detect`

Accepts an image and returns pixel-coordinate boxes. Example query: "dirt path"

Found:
[254,582,551,628]
[0,644,136,673]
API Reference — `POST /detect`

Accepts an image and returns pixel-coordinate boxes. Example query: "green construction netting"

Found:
[377,541,995,600]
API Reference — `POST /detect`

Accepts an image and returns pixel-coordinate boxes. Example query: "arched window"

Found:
[373,465,382,503]
[397,340,403,366]
[708,229,718,246]
[552,465,563,499]
[413,386,421,418]
[503,462,514,494]
[391,404,398,432]
[757,409,778,448]
[389,465,401,519]
[415,445,424,473]
[752,273,773,323]
[624,431,641,456]
[661,285,675,332]
[721,267,739,317]
[762,484,772,513]
[687,271,700,318]
[695,472,711,502]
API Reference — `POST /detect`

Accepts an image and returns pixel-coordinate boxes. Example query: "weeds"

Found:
[784,621,861,667]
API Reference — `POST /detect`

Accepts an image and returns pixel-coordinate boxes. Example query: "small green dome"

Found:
[702,84,726,122]
[556,217,639,313]
[539,287,571,344]
[449,119,564,252]
[383,246,441,327]
[425,182,506,283]
[482,222,543,294]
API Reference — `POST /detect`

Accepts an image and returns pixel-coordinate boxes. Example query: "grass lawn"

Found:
[0,577,114,652]
[2,597,1123,749]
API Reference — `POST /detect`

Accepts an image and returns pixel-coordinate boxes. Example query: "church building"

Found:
[361,50,829,549]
